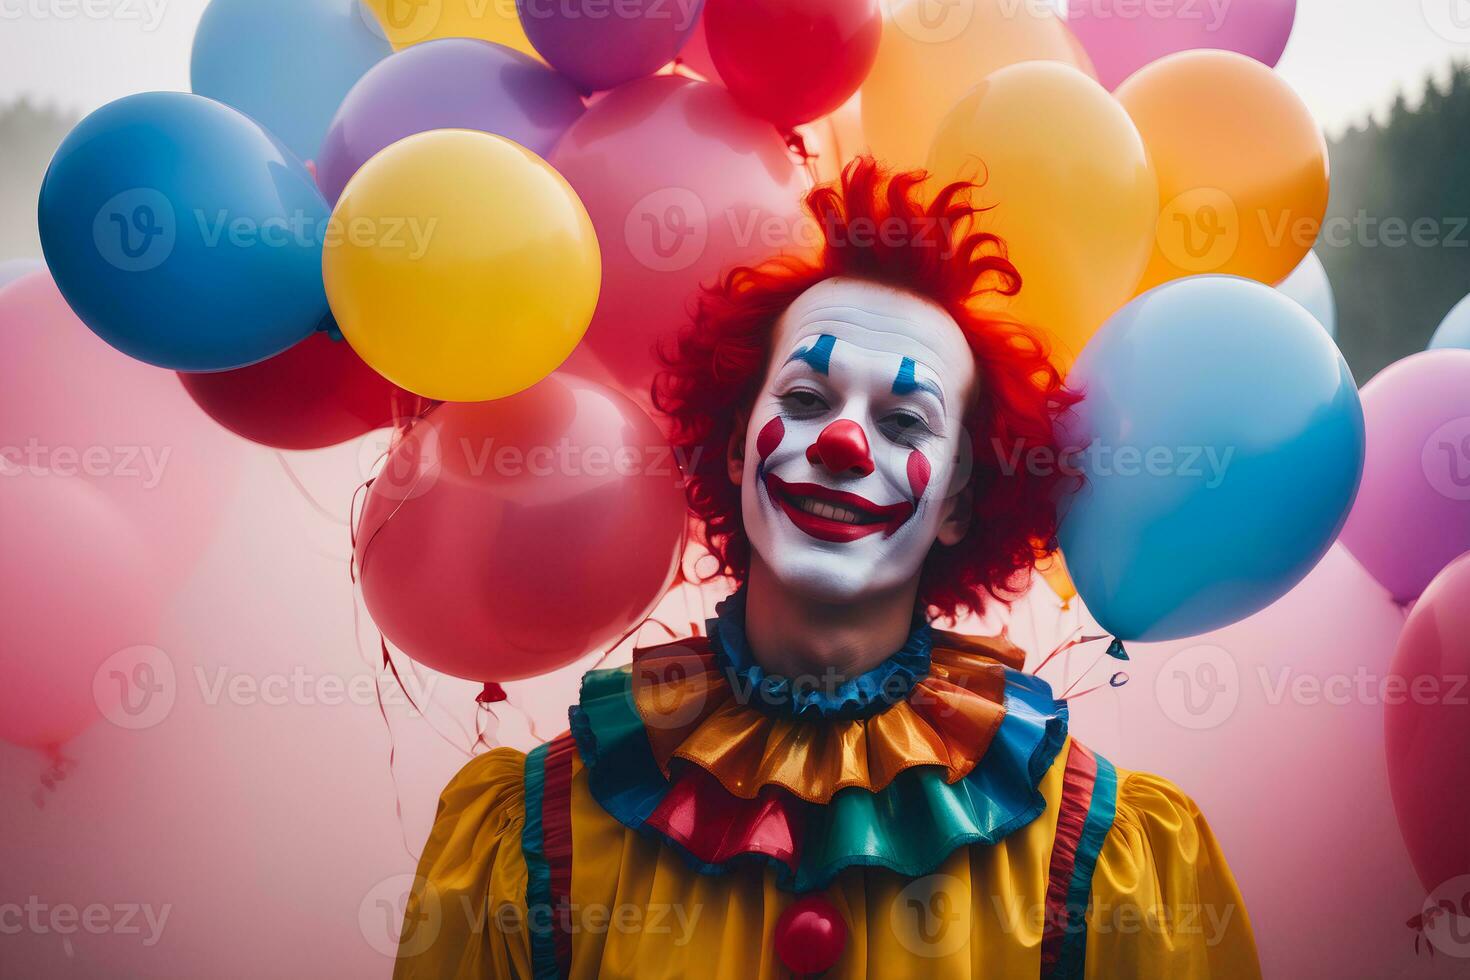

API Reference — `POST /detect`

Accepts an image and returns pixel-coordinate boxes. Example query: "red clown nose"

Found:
[806,419,874,477]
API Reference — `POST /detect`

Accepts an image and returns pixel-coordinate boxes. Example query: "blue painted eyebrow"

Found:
[785,334,836,375]
[893,357,945,404]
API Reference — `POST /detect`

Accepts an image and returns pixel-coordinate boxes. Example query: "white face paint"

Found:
[738,278,978,604]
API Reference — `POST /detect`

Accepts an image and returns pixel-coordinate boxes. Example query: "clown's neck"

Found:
[742,555,921,687]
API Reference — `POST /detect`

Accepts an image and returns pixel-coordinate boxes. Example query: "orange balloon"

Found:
[1036,551,1078,608]
[861,0,1095,170]
[1116,50,1329,291]
[928,62,1158,369]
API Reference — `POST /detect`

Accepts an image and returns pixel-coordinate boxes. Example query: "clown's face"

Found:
[733,278,978,604]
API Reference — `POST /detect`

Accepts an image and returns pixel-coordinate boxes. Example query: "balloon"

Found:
[518,0,705,93]
[1067,0,1297,91]
[179,333,420,451]
[704,0,882,130]
[39,92,331,372]
[1276,250,1336,338]
[0,258,43,291]
[1035,552,1078,608]
[551,76,807,405]
[799,95,868,187]
[861,0,1095,169]
[1429,293,1470,351]
[1339,350,1470,603]
[190,0,390,162]
[1058,276,1365,642]
[0,473,161,750]
[355,374,686,682]
[324,130,601,403]
[360,0,538,56]
[928,62,1158,369]
[1116,50,1330,292]
[0,271,242,587]
[316,38,585,204]
[1386,553,1470,898]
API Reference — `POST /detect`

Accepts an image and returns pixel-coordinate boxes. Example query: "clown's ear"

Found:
[726,411,751,486]
[937,482,974,547]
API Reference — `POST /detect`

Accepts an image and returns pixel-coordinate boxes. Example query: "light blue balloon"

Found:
[1058,276,1365,642]
[1276,250,1336,339]
[191,0,390,162]
[38,92,331,372]
[1429,293,1470,351]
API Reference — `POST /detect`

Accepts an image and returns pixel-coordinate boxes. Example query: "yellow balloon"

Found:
[1036,551,1078,608]
[323,130,601,403]
[861,0,1096,170]
[1116,51,1330,291]
[361,0,538,56]
[928,62,1158,369]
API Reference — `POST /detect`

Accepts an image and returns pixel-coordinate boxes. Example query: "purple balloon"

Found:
[316,39,585,203]
[516,0,705,94]
[1339,350,1470,603]
[1067,0,1297,90]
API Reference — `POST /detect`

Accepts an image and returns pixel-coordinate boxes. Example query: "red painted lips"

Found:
[764,474,915,543]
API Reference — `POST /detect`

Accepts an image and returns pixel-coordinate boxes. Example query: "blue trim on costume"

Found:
[521,743,559,980]
[786,334,836,374]
[708,588,932,721]
[1052,753,1120,980]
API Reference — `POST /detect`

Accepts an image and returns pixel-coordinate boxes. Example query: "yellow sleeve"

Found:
[394,748,534,980]
[1085,771,1261,980]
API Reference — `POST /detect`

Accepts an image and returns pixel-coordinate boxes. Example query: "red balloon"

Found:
[354,373,686,683]
[704,0,882,130]
[180,332,416,451]
[774,895,848,975]
[1386,552,1470,896]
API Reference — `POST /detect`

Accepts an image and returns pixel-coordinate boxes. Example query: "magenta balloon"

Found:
[0,474,161,750]
[517,0,706,93]
[551,75,806,406]
[354,373,686,683]
[1386,553,1470,897]
[315,38,586,204]
[0,271,240,588]
[1339,350,1470,603]
[1067,0,1297,90]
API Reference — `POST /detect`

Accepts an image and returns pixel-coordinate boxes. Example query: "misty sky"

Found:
[0,0,1466,134]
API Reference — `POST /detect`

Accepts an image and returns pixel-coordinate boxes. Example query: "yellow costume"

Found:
[395,601,1259,979]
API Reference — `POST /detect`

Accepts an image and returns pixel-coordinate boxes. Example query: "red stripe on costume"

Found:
[542,733,578,975]
[645,765,805,873]
[1040,741,1098,975]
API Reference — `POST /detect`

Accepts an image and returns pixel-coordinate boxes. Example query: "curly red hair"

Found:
[653,156,1081,619]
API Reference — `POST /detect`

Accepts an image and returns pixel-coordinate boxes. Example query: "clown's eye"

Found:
[780,389,829,417]
[879,411,934,445]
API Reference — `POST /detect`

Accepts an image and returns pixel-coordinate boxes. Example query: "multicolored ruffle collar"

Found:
[567,605,1068,894]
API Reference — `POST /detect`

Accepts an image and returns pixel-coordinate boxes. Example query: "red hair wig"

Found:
[653,156,1081,619]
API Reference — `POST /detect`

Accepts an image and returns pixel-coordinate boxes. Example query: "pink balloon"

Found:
[355,373,687,683]
[1387,553,1470,906]
[1340,350,1470,603]
[0,473,161,750]
[551,75,807,407]
[1067,0,1297,90]
[0,271,241,587]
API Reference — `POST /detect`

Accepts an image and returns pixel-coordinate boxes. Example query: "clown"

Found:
[394,160,1260,979]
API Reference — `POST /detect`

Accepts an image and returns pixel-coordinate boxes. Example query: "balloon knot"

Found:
[1106,638,1130,661]
[784,130,813,162]
[477,682,509,706]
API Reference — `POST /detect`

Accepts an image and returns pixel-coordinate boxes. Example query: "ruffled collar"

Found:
[567,602,1068,893]
[708,589,933,722]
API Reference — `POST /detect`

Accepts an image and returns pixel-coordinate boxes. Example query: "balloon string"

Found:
[1030,630,1108,677]
[274,452,349,526]
[31,745,75,809]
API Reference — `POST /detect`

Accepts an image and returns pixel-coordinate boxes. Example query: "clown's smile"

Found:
[764,473,915,543]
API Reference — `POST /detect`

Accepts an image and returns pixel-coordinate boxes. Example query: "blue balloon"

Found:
[1276,250,1336,339]
[1057,276,1365,642]
[38,92,331,372]
[191,0,390,162]
[1429,293,1470,351]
